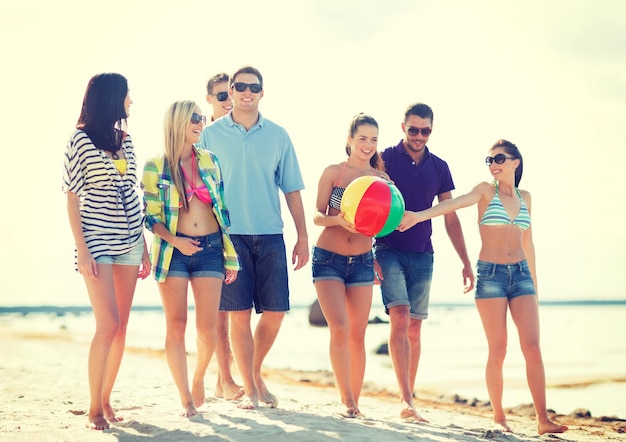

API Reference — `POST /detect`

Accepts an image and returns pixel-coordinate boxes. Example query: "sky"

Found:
[1,0,625,306]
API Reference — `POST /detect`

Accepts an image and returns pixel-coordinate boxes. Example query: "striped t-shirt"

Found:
[63,130,144,264]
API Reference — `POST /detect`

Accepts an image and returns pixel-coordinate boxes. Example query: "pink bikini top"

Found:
[181,151,212,205]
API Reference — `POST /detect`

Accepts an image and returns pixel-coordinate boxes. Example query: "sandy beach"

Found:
[1,328,624,442]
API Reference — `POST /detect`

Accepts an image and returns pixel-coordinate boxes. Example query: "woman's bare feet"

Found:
[237,395,259,410]
[493,420,512,432]
[180,402,199,418]
[538,418,568,435]
[86,414,109,431]
[191,378,206,407]
[256,377,278,408]
[103,404,123,423]
[400,402,428,423]
[339,406,361,418]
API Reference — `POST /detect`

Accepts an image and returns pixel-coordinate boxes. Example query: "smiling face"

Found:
[186,108,205,144]
[230,72,264,112]
[207,80,232,119]
[348,123,378,161]
[401,115,432,155]
[487,146,519,182]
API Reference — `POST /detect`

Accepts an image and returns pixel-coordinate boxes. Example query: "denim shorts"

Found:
[220,235,289,313]
[311,246,374,287]
[95,236,144,265]
[167,232,225,279]
[474,259,536,300]
[374,244,433,320]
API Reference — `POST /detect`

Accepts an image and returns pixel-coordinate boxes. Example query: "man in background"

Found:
[204,72,243,401]
[374,102,475,421]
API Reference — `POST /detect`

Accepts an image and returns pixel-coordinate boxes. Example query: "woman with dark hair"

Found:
[63,73,150,430]
[398,140,568,435]
[142,100,239,417]
[311,113,389,418]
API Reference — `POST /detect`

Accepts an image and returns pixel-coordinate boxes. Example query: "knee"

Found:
[166,318,187,340]
[197,326,217,346]
[521,340,542,362]
[488,345,507,364]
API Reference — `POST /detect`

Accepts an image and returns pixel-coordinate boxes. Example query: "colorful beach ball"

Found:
[341,176,405,237]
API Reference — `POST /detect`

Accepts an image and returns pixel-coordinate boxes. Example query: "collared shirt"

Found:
[63,130,144,263]
[197,112,304,235]
[141,147,240,282]
[376,140,455,253]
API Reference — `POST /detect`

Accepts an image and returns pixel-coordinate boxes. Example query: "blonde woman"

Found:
[142,101,239,417]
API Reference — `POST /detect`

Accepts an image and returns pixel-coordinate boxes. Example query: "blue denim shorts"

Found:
[311,246,374,287]
[475,259,536,300]
[167,232,225,279]
[95,236,144,265]
[220,235,289,313]
[374,244,433,320]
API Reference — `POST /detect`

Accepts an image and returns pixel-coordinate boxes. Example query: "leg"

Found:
[509,295,567,435]
[253,310,284,408]
[315,280,359,415]
[101,264,140,422]
[158,277,198,417]
[82,264,120,430]
[475,298,511,431]
[345,285,373,407]
[229,309,258,409]
[189,277,222,407]
[214,311,244,400]
[388,306,426,422]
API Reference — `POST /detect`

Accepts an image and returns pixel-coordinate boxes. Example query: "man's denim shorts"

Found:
[474,259,536,300]
[219,234,289,313]
[374,244,433,320]
[95,236,144,265]
[167,232,225,280]
[311,246,374,287]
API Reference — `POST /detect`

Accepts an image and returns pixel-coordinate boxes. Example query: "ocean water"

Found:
[1,301,624,419]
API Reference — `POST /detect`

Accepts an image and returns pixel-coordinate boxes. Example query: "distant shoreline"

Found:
[1,299,626,314]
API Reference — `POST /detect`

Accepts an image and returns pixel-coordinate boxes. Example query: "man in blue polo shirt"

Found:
[374,102,475,421]
[198,66,309,410]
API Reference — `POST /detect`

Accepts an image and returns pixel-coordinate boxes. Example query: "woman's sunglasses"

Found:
[485,153,514,166]
[211,91,229,102]
[406,126,432,137]
[190,113,207,125]
[232,82,263,93]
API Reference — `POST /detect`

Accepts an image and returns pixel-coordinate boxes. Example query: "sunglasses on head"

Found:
[211,91,229,102]
[190,112,206,125]
[232,82,262,93]
[485,153,514,166]
[406,126,432,137]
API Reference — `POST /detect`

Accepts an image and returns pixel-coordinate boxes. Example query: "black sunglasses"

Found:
[190,112,207,125]
[210,91,229,102]
[232,82,262,93]
[485,153,514,166]
[406,126,432,137]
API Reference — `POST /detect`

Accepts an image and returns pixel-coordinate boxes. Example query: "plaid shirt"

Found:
[141,147,240,282]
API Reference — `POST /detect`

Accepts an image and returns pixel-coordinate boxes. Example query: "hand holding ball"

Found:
[340,176,405,237]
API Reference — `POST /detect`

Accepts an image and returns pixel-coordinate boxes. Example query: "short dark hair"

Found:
[230,65,263,88]
[404,103,434,124]
[206,72,229,95]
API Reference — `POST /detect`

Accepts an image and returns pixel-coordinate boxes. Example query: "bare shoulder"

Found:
[518,188,532,204]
